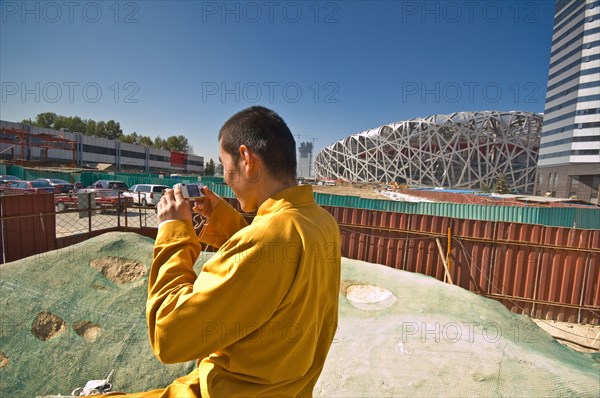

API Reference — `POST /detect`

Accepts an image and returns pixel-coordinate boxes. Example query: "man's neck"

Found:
[246,178,297,213]
[258,179,297,205]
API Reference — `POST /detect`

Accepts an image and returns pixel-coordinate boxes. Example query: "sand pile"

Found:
[0,232,598,397]
[318,259,599,396]
[0,232,197,397]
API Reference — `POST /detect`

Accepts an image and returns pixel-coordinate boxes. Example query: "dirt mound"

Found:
[0,232,193,397]
[2,232,598,397]
[72,321,101,343]
[0,352,9,369]
[315,259,600,397]
[31,311,67,341]
[89,256,147,284]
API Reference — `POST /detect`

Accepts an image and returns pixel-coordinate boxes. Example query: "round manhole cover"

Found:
[345,284,397,311]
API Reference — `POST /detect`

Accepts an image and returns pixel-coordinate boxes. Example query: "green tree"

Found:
[34,112,57,128]
[119,132,140,144]
[139,135,154,147]
[52,115,86,133]
[165,135,190,152]
[21,112,200,155]
[105,120,123,140]
[204,158,215,176]
[215,161,223,176]
[154,136,168,150]
[493,173,511,194]
[94,121,107,138]
[52,115,68,131]
[86,120,97,136]
[68,116,87,133]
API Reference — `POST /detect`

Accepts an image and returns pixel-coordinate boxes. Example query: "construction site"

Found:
[0,170,598,396]
[2,0,598,394]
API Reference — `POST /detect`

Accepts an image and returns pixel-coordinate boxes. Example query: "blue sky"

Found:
[1,1,555,163]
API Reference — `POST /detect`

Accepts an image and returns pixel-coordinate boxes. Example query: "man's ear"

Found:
[239,145,262,180]
[238,145,252,167]
[238,145,253,174]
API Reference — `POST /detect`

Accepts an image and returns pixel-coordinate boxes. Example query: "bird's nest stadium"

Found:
[314,111,543,194]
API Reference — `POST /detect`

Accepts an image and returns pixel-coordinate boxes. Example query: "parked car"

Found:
[35,178,74,193]
[123,184,169,207]
[89,180,129,192]
[0,175,21,186]
[54,188,133,212]
[3,180,59,194]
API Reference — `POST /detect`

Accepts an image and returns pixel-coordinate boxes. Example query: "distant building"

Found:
[297,141,314,178]
[0,120,204,174]
[536,0,599,202]
[314,111,542,194]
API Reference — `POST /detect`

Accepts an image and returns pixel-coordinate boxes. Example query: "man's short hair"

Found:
[219,106,297,181]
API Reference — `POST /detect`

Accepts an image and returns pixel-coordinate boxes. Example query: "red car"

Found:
[55,188,133,212]
[3,180,59,194]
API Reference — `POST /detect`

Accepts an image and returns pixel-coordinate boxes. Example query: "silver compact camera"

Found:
[173,183,204,200]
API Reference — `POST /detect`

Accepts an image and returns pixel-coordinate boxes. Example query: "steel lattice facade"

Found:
[315,111,543,194]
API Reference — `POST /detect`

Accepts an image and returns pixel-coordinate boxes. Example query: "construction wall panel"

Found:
[1,193,56,263]
[322,206,599,325]
[312,192,600,229]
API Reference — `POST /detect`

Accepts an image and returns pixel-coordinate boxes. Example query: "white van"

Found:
[124,184,169,207]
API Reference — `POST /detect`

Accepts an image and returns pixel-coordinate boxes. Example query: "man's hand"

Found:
[157,186,193,224]
[193,185,221,219]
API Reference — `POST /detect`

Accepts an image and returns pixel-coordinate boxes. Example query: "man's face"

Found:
[219,140,252,212]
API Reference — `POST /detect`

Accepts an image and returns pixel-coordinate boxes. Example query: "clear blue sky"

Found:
[1,0,555,163]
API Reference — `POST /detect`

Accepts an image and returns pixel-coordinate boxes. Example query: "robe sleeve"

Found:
[197,198,248,249]
[146,219,297,364]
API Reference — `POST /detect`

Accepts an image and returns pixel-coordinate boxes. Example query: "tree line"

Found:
[22,112,192,153]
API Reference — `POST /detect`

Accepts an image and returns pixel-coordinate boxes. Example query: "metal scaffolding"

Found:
[315,111,543,194]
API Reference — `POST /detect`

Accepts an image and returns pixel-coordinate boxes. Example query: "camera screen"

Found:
[187,184,201,197]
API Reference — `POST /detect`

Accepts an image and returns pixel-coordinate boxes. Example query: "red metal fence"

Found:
[1,194,598,324]
[324,206,599,324]
[1,193,56,263]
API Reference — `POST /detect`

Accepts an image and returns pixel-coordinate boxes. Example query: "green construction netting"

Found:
[0,232,598,397]
[0,233,197,396]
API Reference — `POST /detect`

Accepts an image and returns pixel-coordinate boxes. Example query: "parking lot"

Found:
[55,206,159,238]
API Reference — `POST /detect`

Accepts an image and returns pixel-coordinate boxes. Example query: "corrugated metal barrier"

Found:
[324,206,599,324]
[0,193,56,263]
[0,191,598,324]
[312,193,600,230]
[205,185,600,229]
